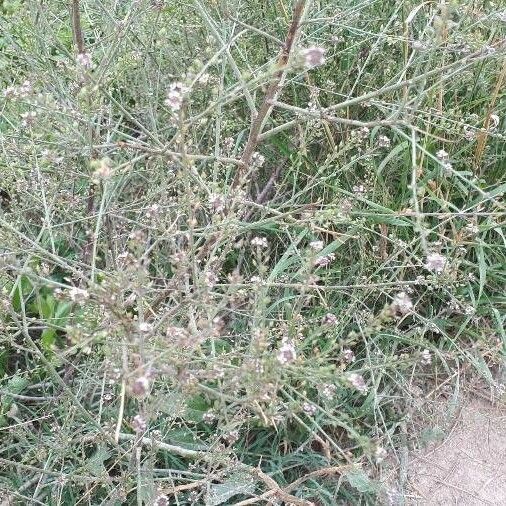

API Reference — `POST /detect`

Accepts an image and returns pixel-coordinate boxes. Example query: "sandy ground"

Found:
[406,397,506,505]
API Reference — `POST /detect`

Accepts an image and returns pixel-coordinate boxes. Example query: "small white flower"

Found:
[425,252,447,274]
[93,158,112,179]
[411,40,427,51]
[321,383,337,399]
[309,240,324,252]
[420,349,432,365]
[69,286,89,303]
[131,376,150,398]
[377,135,391,148]
[153,494,169,506]
[198,72,210,85]
[465,223,479,235]
[251,152,265,167]
[138,322,152,333]
[303,402,317,416]
[251,236,268,248]
[209,193,225,213]
[277,341,297,365]
[342,348,356,363]
[203,410,216,423]
[314,252,335,267]
[357,126,370,139]
[347,372,368,394]
[391,292,413,315]
[132,414,147,433]
[489,114,500,130]
[223,136,235,153]
[442,161,453,174]
[322,313,338,325]
[76,52,93,69]
[20,111,37,128]
[164,82,187,112]
[302,46,326,68]
[374,446,388,463]
[436,149,449,160]
[463,124,476,141]
[203,270,218,288]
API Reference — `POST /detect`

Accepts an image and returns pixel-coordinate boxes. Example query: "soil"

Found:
[406,395,506,505]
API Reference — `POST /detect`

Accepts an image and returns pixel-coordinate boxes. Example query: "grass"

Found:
[0,0,505,504]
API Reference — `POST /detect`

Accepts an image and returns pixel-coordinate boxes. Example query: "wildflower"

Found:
[209,193,225,213]
[391,292,413,315]
[463,124,476,141]
[309,240,324,251]
[357,126,370,139]
[138,322,152,333]
[302,46,326,68]
[303,402,317,416]
[203,270,218,288]
[250,275,263,285]
[321,383,337,400]
[425,252,447,273]
[203,410,217,424]
[436,149,449,160]
[314,252,335,267]
[377,135,391,148]
[251,152,265,167]
[322,313,338,325]
[441,161,453,175]
[251,236,268,248]
[131,376,150,398]
[411,40,426,51]
[164,82,186,112]
[20,111,37,128]
[132,414,147,433]
[76,52,92,69]
[146,204,160,219]
[352,184,366,194]
[92,158,112,179]
[223,136,235,153]
[198,72,210,85]
[153,494,169,506]
[68,286,89,303]
[342,348,356,363]
[374,446,388,463]
[3,86,17,99]
[420,349,432,365]
[465,222,479,235]
[277,341,297,365]
[222,430,239,445]
[489,114,500,130]
[347,372,368,394]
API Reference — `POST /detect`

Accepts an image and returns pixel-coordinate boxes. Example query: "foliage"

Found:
[0,0,505,504]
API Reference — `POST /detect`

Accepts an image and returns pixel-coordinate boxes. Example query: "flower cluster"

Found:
[164,82,187,111]
[347,372,368,394]
[301,47,326,68]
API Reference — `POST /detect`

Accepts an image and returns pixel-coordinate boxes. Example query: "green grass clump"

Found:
[1,0,505,504]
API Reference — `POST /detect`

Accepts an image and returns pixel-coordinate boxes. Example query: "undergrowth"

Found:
[0,0,505,504]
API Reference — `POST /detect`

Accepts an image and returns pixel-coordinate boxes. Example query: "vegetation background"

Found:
[0,0,505,504]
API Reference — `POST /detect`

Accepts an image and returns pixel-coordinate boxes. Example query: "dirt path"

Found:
[406,397,506,505]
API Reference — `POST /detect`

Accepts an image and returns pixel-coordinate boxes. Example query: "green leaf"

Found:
[84,445,110,477]
[205,473,256,505]
[344,469,377,494]
[40,328,57,351]
[11,275,33,312]
[1,374,29,411]
[37,294,56,320]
